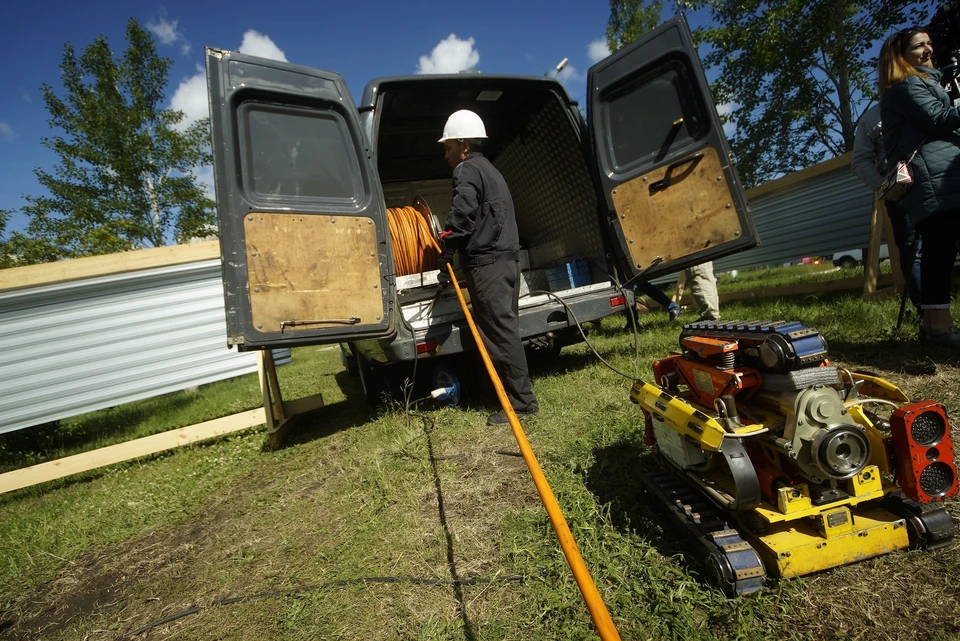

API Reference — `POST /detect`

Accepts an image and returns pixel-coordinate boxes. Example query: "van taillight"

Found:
[890,401,958,503]
[610,295,626,307]
[416,341,437,354]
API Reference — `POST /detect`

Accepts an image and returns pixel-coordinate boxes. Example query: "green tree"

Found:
[607,1,935,187]
[17,18,214,264]
[607,0,664,51]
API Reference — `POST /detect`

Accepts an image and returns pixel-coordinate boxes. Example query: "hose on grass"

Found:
[437,255,624,641]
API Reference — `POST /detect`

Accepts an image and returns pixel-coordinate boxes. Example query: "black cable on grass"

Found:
[126,574,524,637]
[520,289,639,381]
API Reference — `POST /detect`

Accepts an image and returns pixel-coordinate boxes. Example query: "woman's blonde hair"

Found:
[879,28,930,93]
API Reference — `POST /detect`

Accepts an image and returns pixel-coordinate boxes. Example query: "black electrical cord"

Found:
[519,288,639,381]
[126,574,524,637]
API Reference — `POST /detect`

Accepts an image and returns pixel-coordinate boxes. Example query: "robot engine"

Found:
[631,321,957,596]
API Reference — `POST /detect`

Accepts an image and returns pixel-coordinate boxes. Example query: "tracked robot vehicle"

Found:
[631,320,958,596]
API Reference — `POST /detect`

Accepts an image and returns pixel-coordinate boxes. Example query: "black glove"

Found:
[437,250,454,280]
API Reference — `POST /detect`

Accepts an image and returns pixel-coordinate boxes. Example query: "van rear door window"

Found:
[239,103,362,203]
[603,58,706,172]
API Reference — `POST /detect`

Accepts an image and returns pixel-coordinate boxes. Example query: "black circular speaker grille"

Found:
[911,411,946,447]
[919,462,955,497]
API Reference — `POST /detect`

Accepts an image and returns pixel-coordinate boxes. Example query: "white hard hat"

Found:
[438,109,487,142]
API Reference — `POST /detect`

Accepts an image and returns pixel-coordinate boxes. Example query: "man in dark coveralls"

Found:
[436,109,539,425]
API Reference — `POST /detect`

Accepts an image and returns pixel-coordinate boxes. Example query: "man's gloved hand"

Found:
[437,250,454,284]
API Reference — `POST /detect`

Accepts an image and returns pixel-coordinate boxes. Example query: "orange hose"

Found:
[427,236,622,641]
[388,206,438,276]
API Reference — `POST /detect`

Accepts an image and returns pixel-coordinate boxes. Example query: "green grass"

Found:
[1,270,960,641]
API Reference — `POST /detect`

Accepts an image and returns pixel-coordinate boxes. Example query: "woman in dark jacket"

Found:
[880,28,960,346]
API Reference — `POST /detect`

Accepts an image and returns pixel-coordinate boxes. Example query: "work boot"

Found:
[487,407,539,425]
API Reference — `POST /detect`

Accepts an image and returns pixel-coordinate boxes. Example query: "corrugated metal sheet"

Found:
[0,259,290,435]
[713,163,876,273]
[646,155,878,283]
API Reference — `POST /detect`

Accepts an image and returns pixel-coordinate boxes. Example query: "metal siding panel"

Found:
[713,167,874,272]
[649,162,875,282]
[0,259,290,435]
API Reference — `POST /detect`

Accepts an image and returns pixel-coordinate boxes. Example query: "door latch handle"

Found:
[649,151,705,196]
[280,317,361,331]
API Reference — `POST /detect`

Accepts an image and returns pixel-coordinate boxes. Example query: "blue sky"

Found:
[0,0,627,235]
[0,1,934,237]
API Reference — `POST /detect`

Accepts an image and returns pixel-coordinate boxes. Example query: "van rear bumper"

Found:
[351,285,632,366]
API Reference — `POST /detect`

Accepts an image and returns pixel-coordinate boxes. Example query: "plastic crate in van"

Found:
[546,256,591,292]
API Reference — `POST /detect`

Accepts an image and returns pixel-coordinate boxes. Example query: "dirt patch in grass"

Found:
[2,498,235,641]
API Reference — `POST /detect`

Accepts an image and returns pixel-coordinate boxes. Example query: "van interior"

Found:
[369,77,613,299]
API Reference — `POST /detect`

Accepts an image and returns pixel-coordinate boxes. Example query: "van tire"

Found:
[838,256,857,269]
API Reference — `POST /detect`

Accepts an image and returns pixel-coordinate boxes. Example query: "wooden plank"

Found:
[863,285,899,302]
[244,213,384,334]
[718,274,894,303]
[0,241,220,292]
[0,408,266,494]
[283,393,325,416]
[611,147,743,271]
[882,202,905,291]
[863,196,883,295]
[745,152,853,201]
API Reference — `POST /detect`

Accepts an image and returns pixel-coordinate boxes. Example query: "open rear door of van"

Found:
[587,15,758,283]
[206,48,396,350]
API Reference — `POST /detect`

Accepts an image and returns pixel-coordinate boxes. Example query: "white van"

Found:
[205,16,758,401]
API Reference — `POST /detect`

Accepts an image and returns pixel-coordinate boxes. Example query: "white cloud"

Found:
[147,10,192,56]
[716,102,737,138]
[587,38,611,63]
[18,88,30,103]
[555,64,584,92]
[416,34,480,74]
[170,65,208,131]
[169,30,286,131]
[238,30,287,61]
[0,122,16,141]
[193,165,216,200]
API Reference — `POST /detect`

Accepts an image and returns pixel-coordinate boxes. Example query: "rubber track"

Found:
[642,469,766,596]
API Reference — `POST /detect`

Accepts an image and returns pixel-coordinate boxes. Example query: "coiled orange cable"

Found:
[387,206,439,276]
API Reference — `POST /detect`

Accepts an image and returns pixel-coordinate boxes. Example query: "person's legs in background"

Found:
[686,262,720,321]
[629,280,682,324]
[885,200,922,312]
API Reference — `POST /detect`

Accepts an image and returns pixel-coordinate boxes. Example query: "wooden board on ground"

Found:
[0,408,267,494]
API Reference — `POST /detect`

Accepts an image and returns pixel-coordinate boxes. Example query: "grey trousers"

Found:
[686,262,720,320]
[464,259,538,412]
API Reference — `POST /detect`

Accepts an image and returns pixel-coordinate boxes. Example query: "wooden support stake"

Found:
[257,350,324,450]
[882,201,906,292]
[863,195,884,296]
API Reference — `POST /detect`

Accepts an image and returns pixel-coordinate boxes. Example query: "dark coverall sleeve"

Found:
[442,163,481,252]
